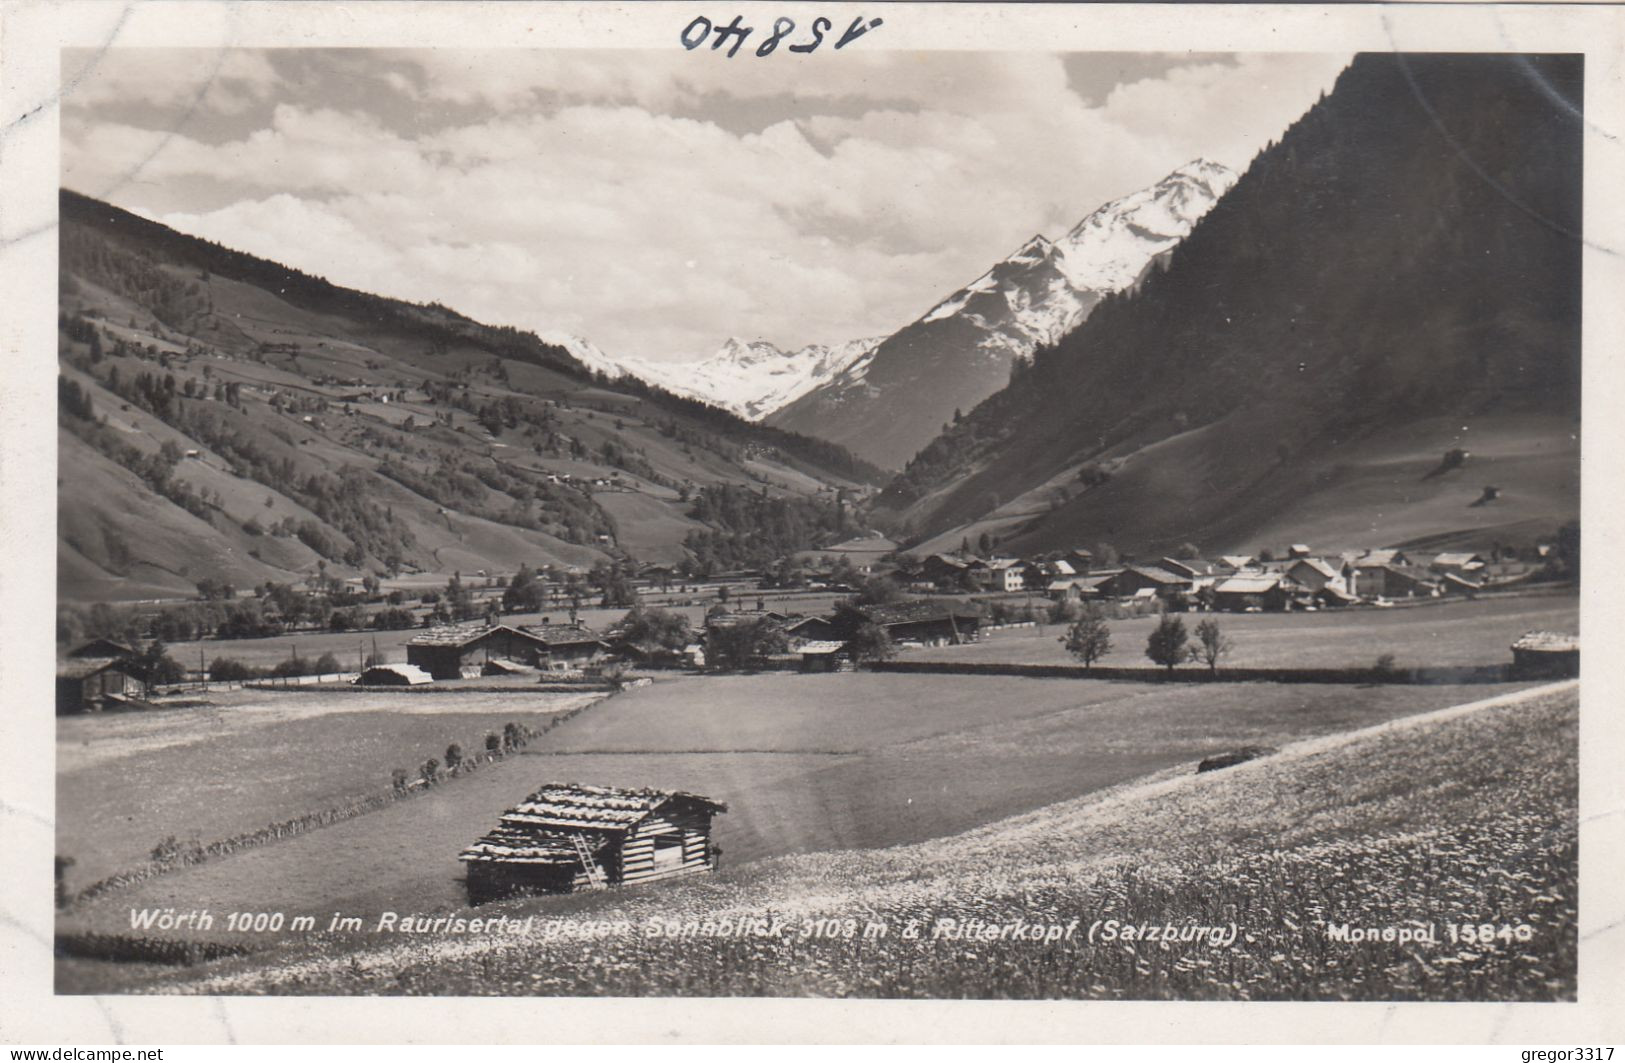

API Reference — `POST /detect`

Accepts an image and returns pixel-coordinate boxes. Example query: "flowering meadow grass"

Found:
[78,685,1575,1000]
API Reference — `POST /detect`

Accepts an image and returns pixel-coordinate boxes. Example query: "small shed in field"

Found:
[56,657,144,714]
[1510,631,1579,678]
[796,640,850,672]
[460,783,727,904]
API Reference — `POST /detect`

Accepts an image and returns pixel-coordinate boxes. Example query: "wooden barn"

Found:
[523,623,612,671]
[834,600,982,647]
[460,783,727,904]
[1510,631,1579,679]
[407,623,607,679]
[56,657,144,714]
[1212,573,1295,612]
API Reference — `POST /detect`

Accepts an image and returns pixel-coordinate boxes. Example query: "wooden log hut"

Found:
[1510,631,1579,678]
[459,782,727,904]
[55,657,144,714]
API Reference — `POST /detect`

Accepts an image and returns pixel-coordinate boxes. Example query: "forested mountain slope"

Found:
[57,191,884,602]
[878,52,1582,558]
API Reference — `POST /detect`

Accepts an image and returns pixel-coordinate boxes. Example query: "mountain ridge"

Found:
[877,52,1582,558]
[764,157,1238,468]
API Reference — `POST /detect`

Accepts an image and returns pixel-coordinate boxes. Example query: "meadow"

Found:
[59,669,1539,945]
[55,689,601,890]
[918,591,1577,670]
[73,683,1578,1000]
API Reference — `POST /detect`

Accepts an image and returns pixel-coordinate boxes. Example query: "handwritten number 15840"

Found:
[681,15,884,58]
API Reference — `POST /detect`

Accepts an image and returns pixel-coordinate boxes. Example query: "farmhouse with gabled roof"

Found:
[460,782,727,903]
[835,600,983,646]
[407,622,608,679]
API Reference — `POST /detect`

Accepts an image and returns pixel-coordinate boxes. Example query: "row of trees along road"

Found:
[1061,607,1234,672]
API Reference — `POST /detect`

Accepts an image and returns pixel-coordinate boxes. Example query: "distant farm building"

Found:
[1510,631,1579,679]
[1351,564,1439,600]
[1158,557,1206,580]
[56,657,144,714]
[1107,564,1193,602]
[921,554,970,586]
[785,615,840,643]
[1438,572,1483,597]
[407,623,608,679]
[1284,557,1343,594]
[795,641,850,672]
[835,600,982,647]
[524,624,614,670]
[984,558,1028,592]
[1358,548,1412,568]
[460,783,727,904]
[1212,573,1295,612]
[353,663,433,686]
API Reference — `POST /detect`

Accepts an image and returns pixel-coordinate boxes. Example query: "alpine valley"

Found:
[590,159,1240,470]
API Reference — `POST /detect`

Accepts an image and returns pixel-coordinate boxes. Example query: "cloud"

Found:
[62,48,281,116]
[62,49,1351,362]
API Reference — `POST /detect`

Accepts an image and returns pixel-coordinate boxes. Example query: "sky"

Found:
[60,48,1351,363]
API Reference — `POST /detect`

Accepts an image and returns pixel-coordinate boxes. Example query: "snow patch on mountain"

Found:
[916,158,1238,356]
[613,335,885,421]
[538,331,629,380]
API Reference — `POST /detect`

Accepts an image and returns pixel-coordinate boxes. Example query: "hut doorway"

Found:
[651,833,685,871]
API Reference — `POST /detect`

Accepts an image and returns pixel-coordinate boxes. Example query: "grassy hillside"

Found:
[879,53,1581,558]
[909,411,1579,559]
[58,191,884,603]
[71,682,1576,999]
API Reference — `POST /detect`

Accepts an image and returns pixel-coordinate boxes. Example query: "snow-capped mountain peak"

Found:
[537,330,628,379]
[554,158,1236,439]
[919,158,1236,343]
[592,335,885,422]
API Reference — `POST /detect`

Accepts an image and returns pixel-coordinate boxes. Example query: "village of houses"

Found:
[58,536,1576,710]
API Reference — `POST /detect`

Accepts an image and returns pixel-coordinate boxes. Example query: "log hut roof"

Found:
[460,783,727,865]
[55,657,129,680]
[1511,631,1579,653]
